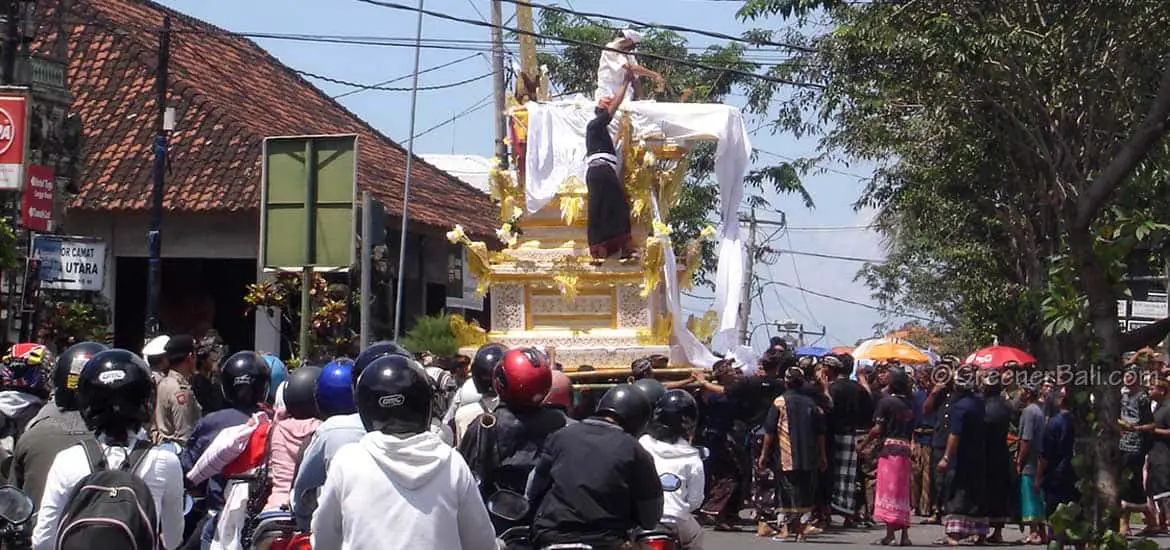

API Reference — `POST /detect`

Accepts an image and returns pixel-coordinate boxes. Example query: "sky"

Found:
[154,0,900,348]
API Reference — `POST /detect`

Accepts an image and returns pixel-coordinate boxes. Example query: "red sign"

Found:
[0,94,26,191]
[21,165,53,232]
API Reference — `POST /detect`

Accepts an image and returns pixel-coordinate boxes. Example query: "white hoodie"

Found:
[311,430,496,550]
[638,434,705,520]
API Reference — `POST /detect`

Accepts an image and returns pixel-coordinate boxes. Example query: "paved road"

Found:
[703,523,1036,549]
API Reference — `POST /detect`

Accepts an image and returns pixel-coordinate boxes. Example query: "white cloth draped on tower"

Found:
[523,99,753,366]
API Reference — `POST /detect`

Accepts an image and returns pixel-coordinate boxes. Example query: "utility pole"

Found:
[359,191,372,351]
[392,0,425,340]
[738,209,757,345]
[144,15,169,340]
[490,0,508,169]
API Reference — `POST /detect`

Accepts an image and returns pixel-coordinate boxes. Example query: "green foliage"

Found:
[400,313,458,357]
[37,296,111,351]
[244,272,355,362]
[531,11,812,285]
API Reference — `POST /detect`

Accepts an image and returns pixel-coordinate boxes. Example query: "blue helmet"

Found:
[316,358,356,418]
[262,354,288,403]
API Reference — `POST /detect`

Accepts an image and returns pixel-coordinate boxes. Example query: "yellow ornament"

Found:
[449,315,488,347]
[560,195,583,226]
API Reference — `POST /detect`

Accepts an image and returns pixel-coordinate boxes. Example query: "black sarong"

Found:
[585,163,632,258]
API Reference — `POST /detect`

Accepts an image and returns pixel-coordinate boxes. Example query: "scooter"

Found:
[488,489,532,550]
[0,485,34,549]
[249,509,309,550]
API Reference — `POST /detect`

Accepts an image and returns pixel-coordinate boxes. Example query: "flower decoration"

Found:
[445,224,467,244]
[496,223,519,247]
[449,314,488,347]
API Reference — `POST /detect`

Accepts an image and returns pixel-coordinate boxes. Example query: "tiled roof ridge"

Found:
[77,0,493,205]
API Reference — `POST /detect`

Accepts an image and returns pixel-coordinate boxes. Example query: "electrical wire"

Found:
[294,69,493,91]
[353,0,822,87]
[784,230,823,328]
[404,92,495,144]
[766,280,936,323]
[332,52,484,99]
[773,248,885,263]
[496,0,815,52]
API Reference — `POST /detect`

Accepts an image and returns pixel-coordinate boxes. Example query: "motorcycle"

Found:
[488,490,531,550]
[0,485,34,549]
[248,509,309,550]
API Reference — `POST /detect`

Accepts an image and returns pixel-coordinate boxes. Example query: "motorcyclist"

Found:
[0,343,53,446]
[311,354,494,550]
[264,365,323,512]
[10,342,106,519]
[32,348,185,550]
[457,347,567,532]
[180,351,272,550]
[528,384,663,548]
[448,343,506,443]
[639,389,706,549]
[292,341,412,530]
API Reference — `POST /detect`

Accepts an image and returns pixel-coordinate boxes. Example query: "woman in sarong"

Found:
[937,364,989,545]
[862,367,915,546]
[584,69,637,264]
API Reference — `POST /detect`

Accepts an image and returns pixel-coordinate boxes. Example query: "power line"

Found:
[353,0,822,88]
[767,280,936,323]
[496,0,815,52]
[772,248,885,263]
[294,69,493,92]
[405,92,495,144]
[332,52,484,99]
[784,230,823,327]
[785,224,874,232]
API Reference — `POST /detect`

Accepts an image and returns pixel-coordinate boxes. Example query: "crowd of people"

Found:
[0,332,1167,549]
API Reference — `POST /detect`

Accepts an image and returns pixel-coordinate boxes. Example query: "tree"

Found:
[739,0,1170,536]
[244,272,356,365]
[531,11,812,285]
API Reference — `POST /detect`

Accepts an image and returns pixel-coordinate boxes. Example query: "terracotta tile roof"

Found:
[42,0,497,237]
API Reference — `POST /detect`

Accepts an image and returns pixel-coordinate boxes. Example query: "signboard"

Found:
[0,93,28,191]
[30,235,105,291]
[1130,300,1167,320]
[1118,300,1128,318]
[260,135,357,269]
[21,165,53,231]
[1128,320,1153,331]
[446,246,484,311]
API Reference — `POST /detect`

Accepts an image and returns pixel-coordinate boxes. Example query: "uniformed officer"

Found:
[152,334,202,446]
[143,334,170,385]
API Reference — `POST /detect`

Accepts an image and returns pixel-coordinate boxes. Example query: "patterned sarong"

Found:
[831,433,860,515]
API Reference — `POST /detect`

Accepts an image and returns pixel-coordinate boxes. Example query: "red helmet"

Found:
[544,370,572,410]
[493,347,552,409]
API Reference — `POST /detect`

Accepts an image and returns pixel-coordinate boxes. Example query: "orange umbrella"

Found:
[831,346,855,354]
[854,342,931,364]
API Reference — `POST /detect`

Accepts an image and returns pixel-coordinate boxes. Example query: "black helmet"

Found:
[631,378,666,407]
[355,354,433,435]
[353,341,413,387]
[52,341,108,410]
[648,389,698,441]
[283,366,322,420]
[471,343,507,395]
[595,384,653,435]
[77,349,153,436]
[220,351,271,408]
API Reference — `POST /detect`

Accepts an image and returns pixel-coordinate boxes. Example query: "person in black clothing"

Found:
[458,348,568,532]
[692,359,746,530]
[584,69,637,264]
[727,350,789,537]
[924,361,955,524]
[189,332,226,414]
[861,368,916,546]
[528,384,662,549]
[759,367,827,541]
[826,354,872,526]
[938,364,988,545]
[982,372,1016,544]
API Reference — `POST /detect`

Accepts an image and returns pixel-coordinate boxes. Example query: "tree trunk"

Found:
[1066,225,1122,534]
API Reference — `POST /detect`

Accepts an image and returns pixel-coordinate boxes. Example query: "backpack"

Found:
[56,439,159,550]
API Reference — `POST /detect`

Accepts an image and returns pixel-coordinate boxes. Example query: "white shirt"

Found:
[594,38,638,102]
[32,435,185,550]
[638,434,705,520]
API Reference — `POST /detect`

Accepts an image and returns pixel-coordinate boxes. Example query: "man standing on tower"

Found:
[594,28,664,106]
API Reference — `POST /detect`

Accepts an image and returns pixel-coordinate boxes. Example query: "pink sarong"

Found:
[874,440,913,529]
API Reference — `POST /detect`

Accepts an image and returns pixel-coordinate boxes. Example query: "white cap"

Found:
[142,335,170,358]
[621,28,643,43]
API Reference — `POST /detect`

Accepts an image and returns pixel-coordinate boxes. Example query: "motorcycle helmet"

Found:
[52,341,108,410]
[631,378,667,407]
[76,349,154,436]
[353,341,412,378]
[1,343,52,398]
[219,351,271,408]
[648,389,699,442]
[317,358,357,418]
[544,370,573,411]
[494,347,552,410]
[283,366,322,420]
[262,354,289,403]
[355,354,432,435]
[595,384,653,435]
[471,343,507,395]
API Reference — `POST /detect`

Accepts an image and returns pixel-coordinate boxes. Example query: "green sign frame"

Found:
[260,135,358,269]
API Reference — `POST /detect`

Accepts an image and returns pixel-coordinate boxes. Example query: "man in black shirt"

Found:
[528,385,662,548]
[728,350,789,536]
[760,367,827,541]
[826,354,871,525]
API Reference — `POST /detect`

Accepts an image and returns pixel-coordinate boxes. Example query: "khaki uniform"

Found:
[152,369,202,445]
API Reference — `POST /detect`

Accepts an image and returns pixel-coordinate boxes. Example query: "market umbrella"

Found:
[830,346,855,355]
[964,345,1036,369]
[795,346,830,357]
[852,337,896,359]
[854,342,931,364]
